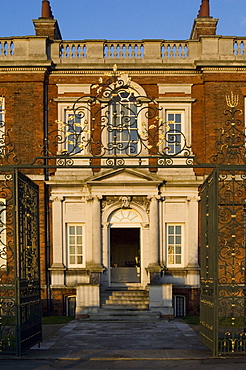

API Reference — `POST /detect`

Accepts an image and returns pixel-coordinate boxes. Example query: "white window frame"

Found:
[101,77,148,158]
[166,223,184,267]
[107,93,139,155]
[0,198,6,269]
[66,223,84,268]
[160,102,192,157]
[165,110,184,155]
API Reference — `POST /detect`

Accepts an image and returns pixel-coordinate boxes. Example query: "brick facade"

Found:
[1,1,245,317]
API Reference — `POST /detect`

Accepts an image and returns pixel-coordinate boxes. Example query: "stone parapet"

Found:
[0,36,246,66]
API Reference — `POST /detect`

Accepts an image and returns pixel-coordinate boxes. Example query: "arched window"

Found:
[109,209,141,223]
[108,91,138,155]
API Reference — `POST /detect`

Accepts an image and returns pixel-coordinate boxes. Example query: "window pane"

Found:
[175,114,181,123]
[176,236,181,244]
[77,236,82,244]
[168,225,174,234]
[176,226,181,234]
[168,255,174,264]
[76,226,83,235]
[176,255,181,264]
[69,226,75,235]
[168,245,174,254]
[69,236,75,245]
[70,256,75,264]
[77,256,83,264]
[176,246,181,255]
[168,114,174,121]
[77,246,83,254]
[168,236,174,244]
[69,246,75,254]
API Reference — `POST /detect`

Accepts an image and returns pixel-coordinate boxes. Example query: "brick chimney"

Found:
[190,0,218,40]
[33,1,62,40]
[41,0,53,19]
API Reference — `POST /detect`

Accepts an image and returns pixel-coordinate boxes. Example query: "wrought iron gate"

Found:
[200,169,246,356]
[0,64,245,357]
[0,170,41,355]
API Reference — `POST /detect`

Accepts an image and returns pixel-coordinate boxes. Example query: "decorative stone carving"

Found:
[140,222,149,229]
[102,195,150,213]
[132,196,150,213]
[50,195,64,202]
[119,196,131,208]
[101,196,119,209]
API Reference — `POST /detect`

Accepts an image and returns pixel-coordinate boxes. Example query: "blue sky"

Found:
[1,0,246,40]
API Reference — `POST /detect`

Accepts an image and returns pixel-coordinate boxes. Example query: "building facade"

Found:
[1,0,246,317]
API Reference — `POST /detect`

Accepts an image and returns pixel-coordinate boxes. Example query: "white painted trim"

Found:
[57,84,90,94]
[158,84,193,95]
[160,102,192,148]
[165,223,185,268]
[66,223,85,268]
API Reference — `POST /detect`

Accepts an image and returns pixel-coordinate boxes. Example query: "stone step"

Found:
[102,305,149,311]
[102,300,149,307]
[101,289,149,311]
[111,291,148,296]
[106,296,149,302]
[105,300,149,307]
[82,309,160,321]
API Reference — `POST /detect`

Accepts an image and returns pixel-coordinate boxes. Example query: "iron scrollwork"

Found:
[210,92,246,165]
[47,64,193,166]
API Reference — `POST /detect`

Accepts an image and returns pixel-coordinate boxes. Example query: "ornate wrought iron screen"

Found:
[200,169,246,356]
[45,64,194,169]
[200,170,218,353]
[0,170,41,355]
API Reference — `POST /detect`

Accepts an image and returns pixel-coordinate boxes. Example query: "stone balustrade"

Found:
[103,41,144,59]
[0,36,246,65]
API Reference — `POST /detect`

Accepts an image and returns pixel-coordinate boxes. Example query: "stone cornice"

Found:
[0,67,49,73]
[50,69,201,76]
[201,67,246,73]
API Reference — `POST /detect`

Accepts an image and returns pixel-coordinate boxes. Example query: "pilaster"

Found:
[49,195,65,286]
[50,195,64,268]
[146,196,162,283]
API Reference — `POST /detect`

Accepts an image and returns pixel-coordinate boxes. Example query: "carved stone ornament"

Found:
[101,196,119,209]
[102,195,150,212]
[119,196,131,208]
[132,196,150,213]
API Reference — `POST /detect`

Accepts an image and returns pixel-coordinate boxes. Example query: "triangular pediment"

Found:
[87,168,162,184]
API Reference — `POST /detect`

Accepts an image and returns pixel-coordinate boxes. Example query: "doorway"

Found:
[110,227,140,283]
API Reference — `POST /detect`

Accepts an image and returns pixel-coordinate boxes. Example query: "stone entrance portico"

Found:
[48,168,199,317]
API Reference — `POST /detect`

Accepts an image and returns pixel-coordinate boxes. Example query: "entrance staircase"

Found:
[85,288,160,321]
[102,288,149,310]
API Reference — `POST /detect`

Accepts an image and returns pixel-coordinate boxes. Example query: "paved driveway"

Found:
[1,319,246,369]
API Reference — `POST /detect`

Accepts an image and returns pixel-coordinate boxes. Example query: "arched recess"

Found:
[102,77,148,158]
[107,207,144,285]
